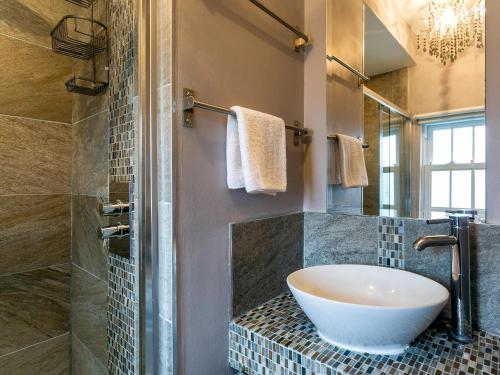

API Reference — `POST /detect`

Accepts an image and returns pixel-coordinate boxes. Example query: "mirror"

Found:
[361,0,485,221]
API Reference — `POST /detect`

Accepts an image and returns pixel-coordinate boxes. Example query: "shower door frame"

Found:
[137,0,175,373]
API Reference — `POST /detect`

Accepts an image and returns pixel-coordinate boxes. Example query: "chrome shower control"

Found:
[97,224,130,240]
[98,197,130,217]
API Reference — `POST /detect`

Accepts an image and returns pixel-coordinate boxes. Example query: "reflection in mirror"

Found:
[361,0,485,221]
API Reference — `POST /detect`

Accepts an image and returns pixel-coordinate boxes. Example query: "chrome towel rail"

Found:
[328,134,369,149]
[326,54,370,83]
[183,88,311,145]
[248,0,310,51]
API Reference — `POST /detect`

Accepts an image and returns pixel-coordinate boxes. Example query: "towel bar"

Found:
[328,134,370,149]
[183,88,312,145]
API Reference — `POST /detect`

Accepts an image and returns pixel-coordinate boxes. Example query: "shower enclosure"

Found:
[0,0,174,373]
[363,94,413,218]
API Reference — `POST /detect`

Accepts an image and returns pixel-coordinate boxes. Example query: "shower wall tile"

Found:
[0,34,72,123]
[71,58,109,124]
[0,194,70,276]
[304,213,379,267]
[71,265,108,366]
[0,333,69,375]
[0,265,69,356]
[72,111,109,197]
[72,195,109,281]
[0,0,81,48]
[0,115,71,195]
[71,334,107,375]
[468,224,500,334]
[230,213,304,318]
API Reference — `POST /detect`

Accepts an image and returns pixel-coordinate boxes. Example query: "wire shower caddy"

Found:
[51,0,109,96]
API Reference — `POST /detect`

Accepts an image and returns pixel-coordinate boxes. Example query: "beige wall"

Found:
[409,46,485,115]
[174,0,305,373]
[303,0,328,212]
[326,0,365,213]
[486,0,500,223]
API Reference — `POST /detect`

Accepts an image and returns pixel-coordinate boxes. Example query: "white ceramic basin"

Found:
[287,265,449,355]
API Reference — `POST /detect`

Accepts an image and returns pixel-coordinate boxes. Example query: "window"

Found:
[421,112,485,219]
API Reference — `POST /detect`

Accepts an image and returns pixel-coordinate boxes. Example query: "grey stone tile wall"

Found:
[0,115,71,195]
[71,111,110,198]
[0,333,70,375]
[0,194,70,276]
[304,212,378,267]
[72,195,109,281]
[0,265,69,357]
[71,334,107,375]
[71,265,108,366]
[230,213,304,318]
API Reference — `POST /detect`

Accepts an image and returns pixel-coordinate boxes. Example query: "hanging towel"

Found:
[226,106,287,195]
[330,134,368,189]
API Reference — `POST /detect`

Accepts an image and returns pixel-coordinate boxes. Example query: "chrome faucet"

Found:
[413,214,473,343]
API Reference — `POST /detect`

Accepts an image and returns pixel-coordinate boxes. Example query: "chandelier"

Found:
[417,0,485,65]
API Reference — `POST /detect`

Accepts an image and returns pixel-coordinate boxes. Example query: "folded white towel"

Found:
[330,134,368,189]
[226,106,287,195]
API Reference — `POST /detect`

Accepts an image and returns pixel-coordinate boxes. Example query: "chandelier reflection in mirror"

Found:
[417,0,485,65]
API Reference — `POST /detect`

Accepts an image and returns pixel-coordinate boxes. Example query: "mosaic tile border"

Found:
[229,293,500,375]
[378,217,405,269]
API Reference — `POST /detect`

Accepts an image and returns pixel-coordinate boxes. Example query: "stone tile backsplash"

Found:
[231,212,500,336]
[230,213,304,318]
[304,213,378,267]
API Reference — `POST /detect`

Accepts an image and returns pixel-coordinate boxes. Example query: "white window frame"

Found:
[420,113,486,219]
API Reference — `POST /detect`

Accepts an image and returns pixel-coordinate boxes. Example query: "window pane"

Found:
[382,172,395,205]
[475,170,485,209]
[431,171,450,207]
[451,170,472,208]
[474,126,485,163]
[432,129,451,164]
[382,135,397,167]
[453,127,473,163]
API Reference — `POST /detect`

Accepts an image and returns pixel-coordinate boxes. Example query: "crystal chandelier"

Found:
[417,0,485,65]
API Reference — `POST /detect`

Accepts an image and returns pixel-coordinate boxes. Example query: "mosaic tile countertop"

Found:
[229,293,500,375]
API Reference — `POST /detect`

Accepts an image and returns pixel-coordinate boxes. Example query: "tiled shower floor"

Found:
[229,293,500,375]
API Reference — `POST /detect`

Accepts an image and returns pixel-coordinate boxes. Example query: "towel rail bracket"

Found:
[182,88,312,146]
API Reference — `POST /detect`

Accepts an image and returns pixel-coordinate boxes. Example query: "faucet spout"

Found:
[414,214,473,344]
[413,235,457,251]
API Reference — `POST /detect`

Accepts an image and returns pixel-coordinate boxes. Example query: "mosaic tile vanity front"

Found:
[229,293,500,375]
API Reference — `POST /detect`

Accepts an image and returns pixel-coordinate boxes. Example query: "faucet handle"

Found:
[426,218,450,225]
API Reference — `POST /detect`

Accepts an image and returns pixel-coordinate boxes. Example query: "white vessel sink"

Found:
[287,265,449,355]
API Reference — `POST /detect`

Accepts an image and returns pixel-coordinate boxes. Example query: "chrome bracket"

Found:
[183,87,195,128]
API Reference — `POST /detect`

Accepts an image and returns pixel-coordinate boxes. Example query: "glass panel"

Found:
[451,170,472,208]
[432,128,451,164]
[382,135,397,167]
[382,172,395,205]
[475,170,486,209]
[431,171,450,207]
[474,126,485,163]
[453,127,473,163]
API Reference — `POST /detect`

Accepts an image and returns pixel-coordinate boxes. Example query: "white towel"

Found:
[226,106,287,195]
[330,134,368,189]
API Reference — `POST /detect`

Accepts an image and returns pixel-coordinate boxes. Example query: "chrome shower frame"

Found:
[137,0,176,373]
